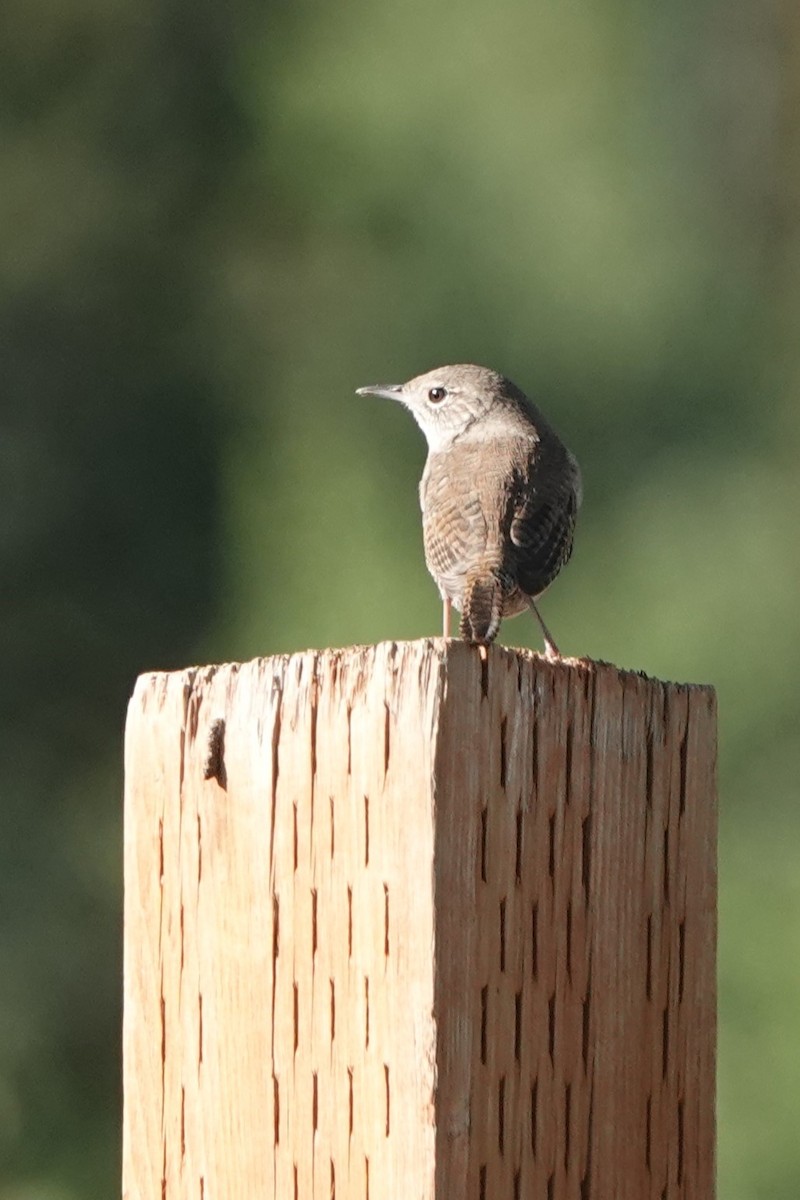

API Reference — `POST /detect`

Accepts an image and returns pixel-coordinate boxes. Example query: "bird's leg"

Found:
[528,598,561,660]
[442,597,452,639]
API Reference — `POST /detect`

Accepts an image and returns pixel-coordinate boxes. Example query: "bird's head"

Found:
[357,363,526,451]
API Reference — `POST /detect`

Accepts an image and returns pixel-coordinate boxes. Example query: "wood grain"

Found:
[123,640,716,1199]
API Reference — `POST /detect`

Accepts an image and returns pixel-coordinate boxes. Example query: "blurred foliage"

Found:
[1,0,798,1196]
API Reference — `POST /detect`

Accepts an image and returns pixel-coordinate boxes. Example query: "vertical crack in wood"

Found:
[565,901,572,985]
[678,718,689,817]
[159,985,166,1125]
[645,1093,652,1172]
[581,993,590,1071]
[480,987,488,1065]
[548,814,556,879]
[346,704,352,776]
[514,992,522,1063]
[384,884,390,958]
[310,680,318,779]
[564,1082,571,1173]
[548,994,556,1061]
[269,687,282,867]
[178,717,188,789]
[661,1008,669,1080]
[158,816,165,888]
[564,723,573,807]
[196,813,202,886]
[383,702,391,776]
[663,827,670,904]
[330,979,335,1043]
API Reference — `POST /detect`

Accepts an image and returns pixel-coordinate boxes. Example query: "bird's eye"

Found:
[428,386,447,403]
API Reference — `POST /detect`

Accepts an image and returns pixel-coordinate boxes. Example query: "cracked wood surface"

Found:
[123,640,717,1200]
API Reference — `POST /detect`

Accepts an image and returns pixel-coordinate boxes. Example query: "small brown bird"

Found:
[357,364,581,658]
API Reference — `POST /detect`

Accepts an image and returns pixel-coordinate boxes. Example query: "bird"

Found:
[356,364,581,658]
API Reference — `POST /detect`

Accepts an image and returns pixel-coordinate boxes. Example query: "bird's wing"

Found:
[422,483,487,580]
[509,450,580,598]
[420,452,491,589]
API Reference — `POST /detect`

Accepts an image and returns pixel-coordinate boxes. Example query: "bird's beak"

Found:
[355,383,404,401]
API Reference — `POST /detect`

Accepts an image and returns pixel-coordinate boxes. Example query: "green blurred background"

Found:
[2,1,798,1195]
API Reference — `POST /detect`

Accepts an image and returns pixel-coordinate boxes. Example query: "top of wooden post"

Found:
[128,639,715,741]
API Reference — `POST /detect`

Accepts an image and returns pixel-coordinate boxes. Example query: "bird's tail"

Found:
[460,571,504,645]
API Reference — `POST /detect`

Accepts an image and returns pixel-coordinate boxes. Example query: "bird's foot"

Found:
[529,598,562,661]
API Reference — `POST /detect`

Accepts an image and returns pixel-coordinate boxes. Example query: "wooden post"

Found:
[123,640,716,1200]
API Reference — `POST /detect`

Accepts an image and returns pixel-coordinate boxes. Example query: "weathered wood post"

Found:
[123,640,716,1199]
